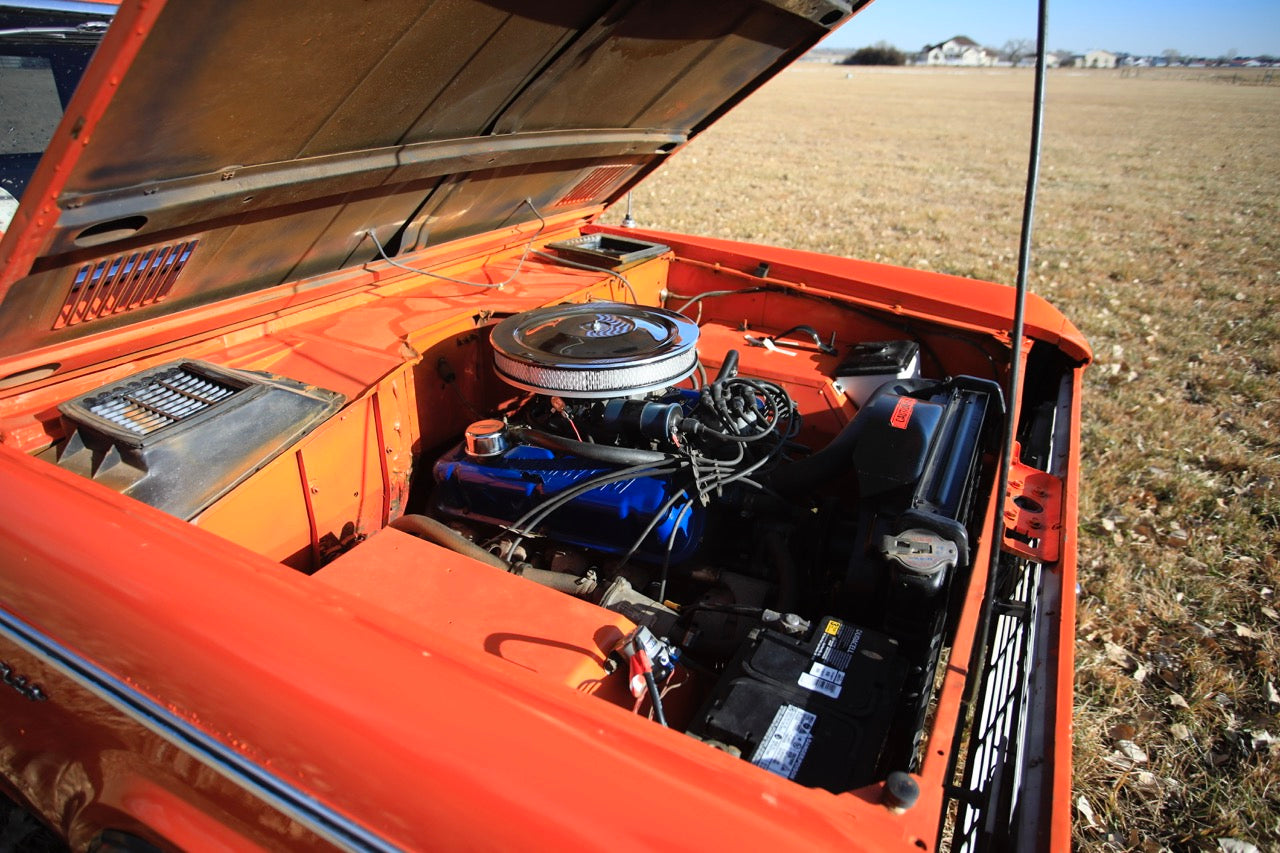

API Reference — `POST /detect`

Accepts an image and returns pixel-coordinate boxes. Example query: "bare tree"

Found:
[1161,48,1182,66]
[1003,38,1034,65]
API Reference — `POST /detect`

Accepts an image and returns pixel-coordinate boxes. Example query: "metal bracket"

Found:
[1001,448,1064,563]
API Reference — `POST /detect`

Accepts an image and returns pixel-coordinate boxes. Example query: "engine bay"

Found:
[28,233,1048,799]
[409,299,1004,791]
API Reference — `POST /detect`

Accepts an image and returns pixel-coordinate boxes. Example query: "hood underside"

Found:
[0,0,863,377]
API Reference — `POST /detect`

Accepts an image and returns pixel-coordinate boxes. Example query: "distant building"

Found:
[921,36,997,67]
[1024,51,1069,68]
[1083,49,1117,68]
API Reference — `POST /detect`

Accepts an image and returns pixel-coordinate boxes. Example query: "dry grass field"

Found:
[606,65,1280,850]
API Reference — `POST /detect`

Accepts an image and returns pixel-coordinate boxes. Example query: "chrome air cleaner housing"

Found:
[490,303,699,398]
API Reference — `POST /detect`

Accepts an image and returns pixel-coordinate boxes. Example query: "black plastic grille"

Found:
[85,366,242,437]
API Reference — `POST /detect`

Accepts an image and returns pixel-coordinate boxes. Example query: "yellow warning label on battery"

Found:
[824,619,841,636]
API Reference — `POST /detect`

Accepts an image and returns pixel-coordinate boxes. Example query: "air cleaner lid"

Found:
[490,303,699,398]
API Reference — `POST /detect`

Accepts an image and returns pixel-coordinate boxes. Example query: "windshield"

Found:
[0,2,115,229]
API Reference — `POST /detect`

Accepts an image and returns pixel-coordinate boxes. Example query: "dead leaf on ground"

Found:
[1118,739,1149,763]
[1077,795,1099,830]
[1230,621,1259,639]
[1155,668,1185,691]
[1248,730,1274,752]
[1217,839,1261,853]
[1110,723,1137,741]
[1105,641,1139,671]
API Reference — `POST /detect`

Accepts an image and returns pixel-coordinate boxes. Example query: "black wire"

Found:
[678,602,772,617]
[643,671,668,727]
[493,445,744,561]
[492,460,678,558]
[486,371,798,570]
[657,500,693,603]
[615,487,691,571]
[695,378,784,444]
[444,376,485,419]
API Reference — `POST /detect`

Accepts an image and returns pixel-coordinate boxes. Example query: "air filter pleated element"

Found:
[491,303,699,398]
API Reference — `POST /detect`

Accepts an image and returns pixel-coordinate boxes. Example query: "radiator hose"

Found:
[387,514,598,595]
[766,378,936,497]
[389,514,508,570]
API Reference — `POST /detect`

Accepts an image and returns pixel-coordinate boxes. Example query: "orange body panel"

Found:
[0,3,1088,850]
[0,226,1087,850]
[315,527,635,705]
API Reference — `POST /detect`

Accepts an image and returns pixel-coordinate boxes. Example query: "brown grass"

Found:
[608,65,1280,850]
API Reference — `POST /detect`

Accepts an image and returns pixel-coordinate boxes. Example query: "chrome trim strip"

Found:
[0,605,399,853]
[0,1,117,14]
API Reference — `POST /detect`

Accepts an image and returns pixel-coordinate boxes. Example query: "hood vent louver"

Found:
[54,240,197,329]
[554,165,630,208]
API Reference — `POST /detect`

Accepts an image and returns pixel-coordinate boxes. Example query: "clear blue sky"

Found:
[823,0,1280,57]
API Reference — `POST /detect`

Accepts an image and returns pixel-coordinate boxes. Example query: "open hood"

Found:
[0,0,862,380]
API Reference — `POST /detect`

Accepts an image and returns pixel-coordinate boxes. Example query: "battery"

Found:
[687,617,906,792]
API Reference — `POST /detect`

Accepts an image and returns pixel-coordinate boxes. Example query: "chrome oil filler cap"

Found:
[464,419,509,457]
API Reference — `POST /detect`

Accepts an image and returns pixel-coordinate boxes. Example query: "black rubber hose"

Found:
[388,515,598,594]
[763,527,800,613]
[515,566,598,596]
[515,427,672,466]
[766,378,934,497]
[388,514,509,571]
[716,348,740,382]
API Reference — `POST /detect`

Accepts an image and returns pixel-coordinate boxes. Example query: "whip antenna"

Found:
[970,0,1050,702]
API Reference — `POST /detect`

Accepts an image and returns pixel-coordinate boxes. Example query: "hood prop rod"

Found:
[966,0,1050,710]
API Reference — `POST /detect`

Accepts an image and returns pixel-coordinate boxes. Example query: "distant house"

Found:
[1026,51,1068,68]
[921,36,997,67]
[1083,49,1117,68]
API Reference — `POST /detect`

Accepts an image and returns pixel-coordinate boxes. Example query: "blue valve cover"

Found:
[432,442,703,564]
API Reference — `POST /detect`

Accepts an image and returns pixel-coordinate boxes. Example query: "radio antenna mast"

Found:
[971,0,1051,699]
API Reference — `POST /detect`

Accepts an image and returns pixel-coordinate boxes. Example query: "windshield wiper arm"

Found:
[0,22,109,44]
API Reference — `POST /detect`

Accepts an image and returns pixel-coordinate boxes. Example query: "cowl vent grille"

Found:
[55,240,197,329]
[57,360,344,520]
[86,365,243,437]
